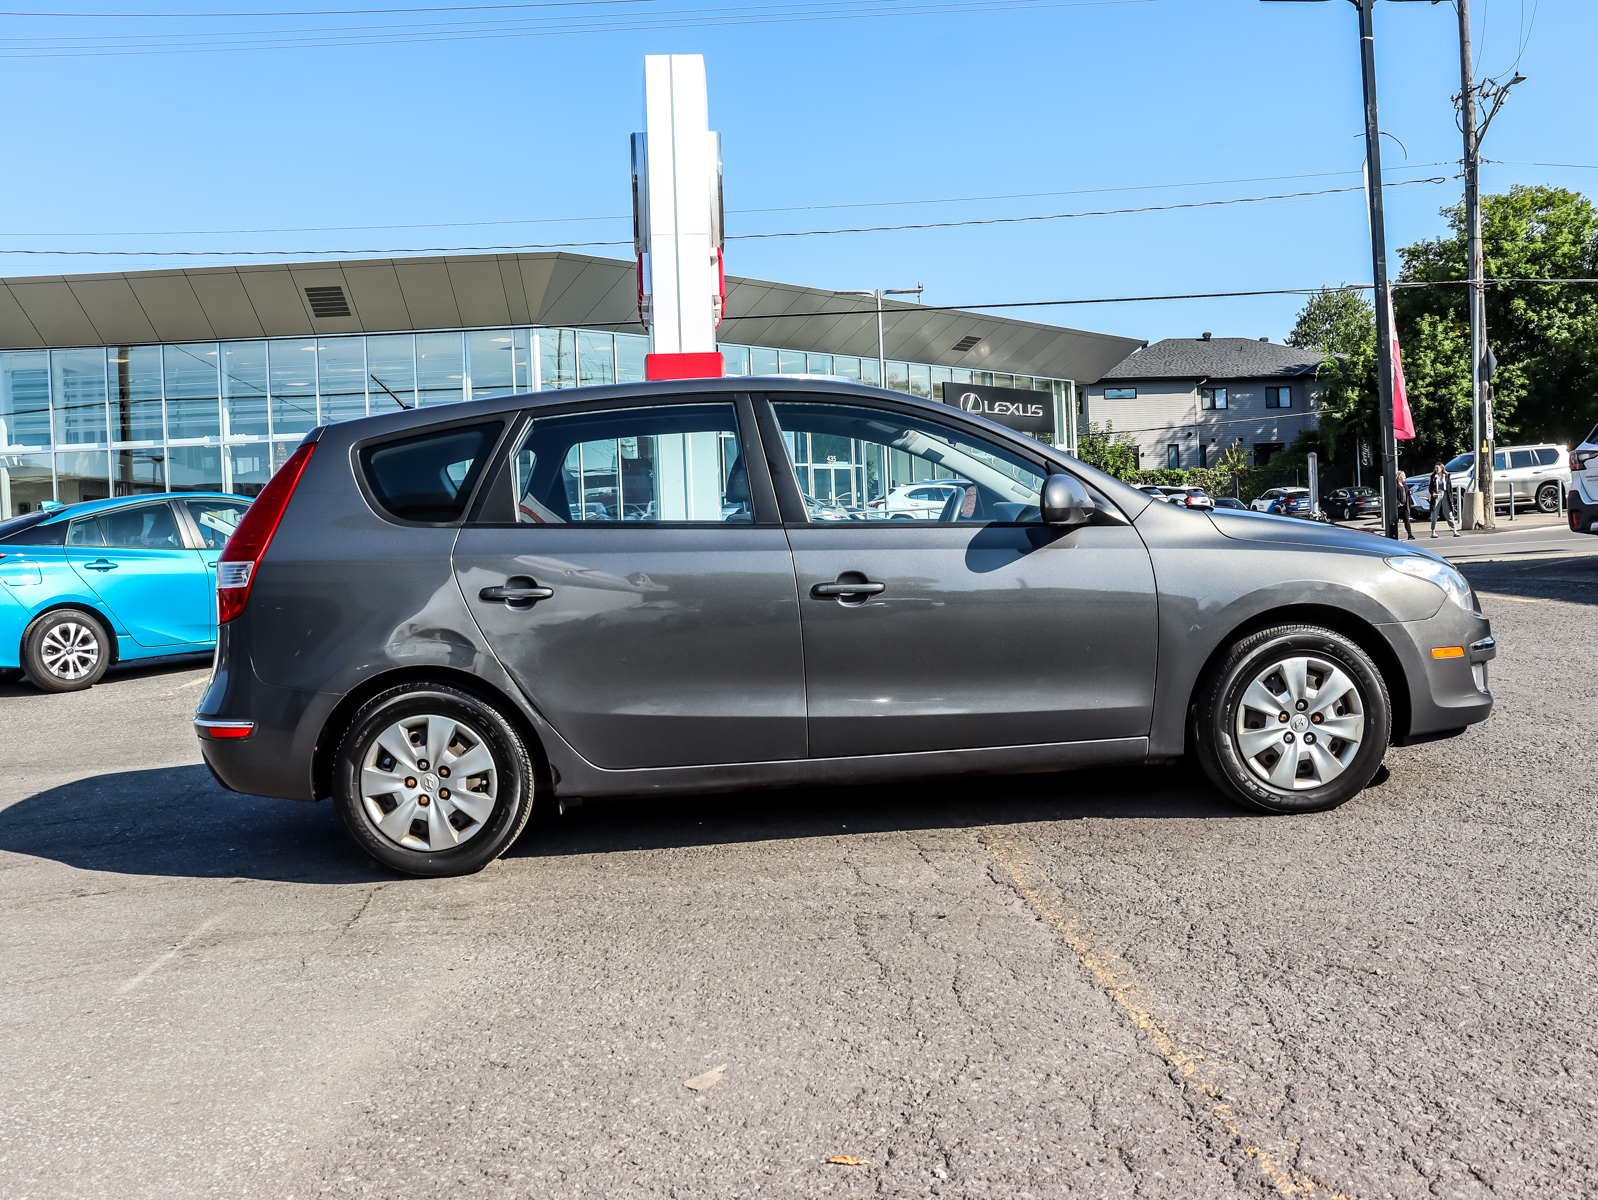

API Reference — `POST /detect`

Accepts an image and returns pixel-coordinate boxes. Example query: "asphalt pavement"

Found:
[1,548,1596,1199]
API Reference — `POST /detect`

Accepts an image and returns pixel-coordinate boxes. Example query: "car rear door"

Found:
[64,501,213,647]
[759,394,1158,759]
[452,394,807,769]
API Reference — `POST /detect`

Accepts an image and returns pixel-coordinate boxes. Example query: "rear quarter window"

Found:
[1535,448,1560,466]
[360,422,503,523]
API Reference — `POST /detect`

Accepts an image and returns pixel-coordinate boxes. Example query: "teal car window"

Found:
[184,500,249,550]
[72,502,185,550]
[66,518,105,547]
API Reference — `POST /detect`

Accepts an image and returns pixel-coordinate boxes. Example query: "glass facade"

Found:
[0,325,1073,517]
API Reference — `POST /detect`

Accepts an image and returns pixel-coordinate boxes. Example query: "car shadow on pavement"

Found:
[1460,553,1598,607]
[0,760,1259,882]
[0,653,212,699]
[507,760,1258,863]
[0,764,388,884]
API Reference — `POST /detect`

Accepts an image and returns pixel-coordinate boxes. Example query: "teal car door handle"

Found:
[84,559,118,572]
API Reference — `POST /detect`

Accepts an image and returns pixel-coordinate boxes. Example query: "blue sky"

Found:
[2,0,1592,347]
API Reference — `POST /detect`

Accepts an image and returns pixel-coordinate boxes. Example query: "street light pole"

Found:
[846,285,924,386]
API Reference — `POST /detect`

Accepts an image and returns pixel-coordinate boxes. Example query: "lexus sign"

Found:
[940,381,1054,435]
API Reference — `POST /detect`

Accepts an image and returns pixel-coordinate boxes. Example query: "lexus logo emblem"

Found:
[959,392,1045,419]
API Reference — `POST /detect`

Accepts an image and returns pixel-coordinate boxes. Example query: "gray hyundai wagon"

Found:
[195,379,1494,877]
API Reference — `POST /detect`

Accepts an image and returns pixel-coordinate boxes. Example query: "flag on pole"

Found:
[1388,297,1416,440]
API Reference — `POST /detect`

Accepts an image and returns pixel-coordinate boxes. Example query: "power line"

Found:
[0,177,1452,258]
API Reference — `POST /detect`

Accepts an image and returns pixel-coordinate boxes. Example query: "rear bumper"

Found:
[1381,606,1494,743]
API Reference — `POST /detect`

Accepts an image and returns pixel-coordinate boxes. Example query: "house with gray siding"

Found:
[1081,335,1324,470]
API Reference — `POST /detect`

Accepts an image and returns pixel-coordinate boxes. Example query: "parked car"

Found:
[0,492,252,692]
[1443,443,1570,513]
[1567,424,1598,535]
[868,480,965,519]
[1252,487,1310,514]
[1278,492,1322,520]
[1133,486,1213,509]
[1325,486,1381,522]
[195,379,1494,877]
[802,493,855,522]
[1211,497,1249,511]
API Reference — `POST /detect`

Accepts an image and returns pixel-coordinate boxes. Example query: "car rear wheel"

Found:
[1194,624,1391,815]
[22,609,111,693]
[1536,481,1562,513]
[333,683,535,877]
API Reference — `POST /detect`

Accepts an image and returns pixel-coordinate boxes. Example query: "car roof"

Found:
[36,491,250,526]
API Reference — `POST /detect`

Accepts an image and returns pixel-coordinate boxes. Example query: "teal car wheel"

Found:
[23,609,110,693]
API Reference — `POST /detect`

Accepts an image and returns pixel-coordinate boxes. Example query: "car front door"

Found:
[453,395,807,770]
[65,500,213,647]
[760,395,1159,759]
[180,497,251,638]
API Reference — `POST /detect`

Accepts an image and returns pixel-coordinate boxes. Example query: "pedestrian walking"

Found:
[1394,472,1416,540]
[1428,461,1460,538]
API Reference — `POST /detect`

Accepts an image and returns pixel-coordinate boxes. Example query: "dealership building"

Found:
[0,251,1143,514]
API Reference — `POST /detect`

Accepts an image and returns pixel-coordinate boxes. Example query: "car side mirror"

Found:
[1040,473,1092,526]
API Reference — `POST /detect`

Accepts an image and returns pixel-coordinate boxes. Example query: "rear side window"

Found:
[361,422,502,522]
[1535,448,1560,466]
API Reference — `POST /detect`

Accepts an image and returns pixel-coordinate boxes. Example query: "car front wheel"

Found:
[333,683,535,877]
[22,609,111,692]
[1194,624,1391,815]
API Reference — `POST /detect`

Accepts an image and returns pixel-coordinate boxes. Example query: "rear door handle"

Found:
[479,584,554,602]
[811,581,885,597]
[84,559,118,572]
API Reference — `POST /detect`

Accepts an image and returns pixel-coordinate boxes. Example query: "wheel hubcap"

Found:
[360,714,498,851]
[1235,655,1365,791]
[40,622,99,680]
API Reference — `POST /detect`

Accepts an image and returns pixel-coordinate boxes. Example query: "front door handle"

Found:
[84,559,118,572]
[811,580,885,598]
[479,582,554,603]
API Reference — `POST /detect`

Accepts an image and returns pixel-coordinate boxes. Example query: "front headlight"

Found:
[1386,555,1480,615]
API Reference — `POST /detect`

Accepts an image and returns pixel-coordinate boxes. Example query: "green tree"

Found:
[1396,184,1598,448]
[1286,287,1377,469]
[1076,420,1139,480]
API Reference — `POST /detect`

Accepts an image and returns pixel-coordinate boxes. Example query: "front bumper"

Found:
[1381,605,1494,743]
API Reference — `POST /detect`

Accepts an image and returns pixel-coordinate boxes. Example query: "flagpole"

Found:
[1355,0,1401,540]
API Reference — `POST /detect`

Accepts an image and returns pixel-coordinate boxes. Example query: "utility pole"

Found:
[1450,0,1525,529]
[846,285,924,386]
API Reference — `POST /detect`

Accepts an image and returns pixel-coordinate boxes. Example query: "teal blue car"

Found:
[0,492,251,692]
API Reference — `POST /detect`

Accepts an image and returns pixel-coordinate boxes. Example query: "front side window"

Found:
[770,400,1047,524]
[510,402,749,525]
[1201,388,1228,410]
[361,422,502,522]
[1266,386,1292,409]
[185,499,250,550]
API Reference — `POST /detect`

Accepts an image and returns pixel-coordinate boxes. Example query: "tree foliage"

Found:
[1076,420,1139,480]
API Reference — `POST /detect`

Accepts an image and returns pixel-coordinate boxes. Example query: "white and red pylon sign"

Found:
[632,54,726,380]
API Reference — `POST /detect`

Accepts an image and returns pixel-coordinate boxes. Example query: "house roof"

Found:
[1098,337,1323,382]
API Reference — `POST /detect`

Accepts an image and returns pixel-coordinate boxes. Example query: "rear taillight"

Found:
[217,442,315,623]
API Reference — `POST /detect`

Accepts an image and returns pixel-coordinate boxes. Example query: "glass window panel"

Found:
[860,358,881,387]
[538,328,577,390]
[807,353,833,375]
[220,342,269,439]
[167,444,224,493]
[909,364,932,398]
[366,334,415,412]
[885,361,910,392]
[577,330,616,388]
[1,351,53,450]
[55,449,109,504]
[109,345,164,445]
[510,402,747,524]
[91,500,183,549]
[317,336,368,424]
[513,329,531,392]
[778,350,806,374]
[750,346,779,375]
[931,366,953,391]
[771,401,1046,524]
[163,343,221,442]
[112,448,166,497]
[952,368,972,385]
[0,452,53,518]
[184,498,250,549]
[468,330,517,400]
[993,374,1014,390]
[417,332,464,406]
[617,334,649,384]
[226,445,273,497]
[269,339,319,436]
[51,349,107,447]
[833,357,861,381]
[718,344,749,377]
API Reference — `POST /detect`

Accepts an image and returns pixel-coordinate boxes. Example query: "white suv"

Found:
[1568,425,1598,535]
[1444,443,1570,514]
[868,480,965,519]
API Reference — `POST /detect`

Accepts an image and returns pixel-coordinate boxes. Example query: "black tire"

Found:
[1537,481,1562,514]
[1194,624,1392,815]
[22,608,111,693]
[333,682,535,877]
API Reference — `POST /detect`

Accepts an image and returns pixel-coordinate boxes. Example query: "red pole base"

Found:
[645,352,724,380]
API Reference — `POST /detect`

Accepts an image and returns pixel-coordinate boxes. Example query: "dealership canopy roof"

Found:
[0,252,1144,384]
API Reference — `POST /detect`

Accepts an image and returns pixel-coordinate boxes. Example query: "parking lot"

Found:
[1,546,1595,1199]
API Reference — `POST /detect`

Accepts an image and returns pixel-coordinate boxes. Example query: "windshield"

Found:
[1444,454,1473,472]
